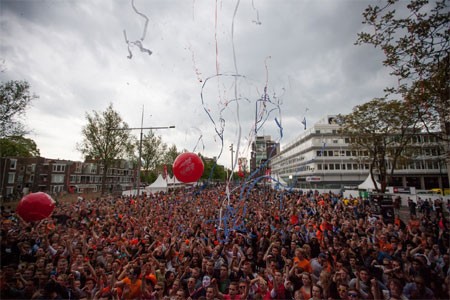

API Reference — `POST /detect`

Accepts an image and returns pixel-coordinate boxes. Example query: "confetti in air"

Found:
[192,0,291,243]
[251,0,262,25]
[123,0,152,59]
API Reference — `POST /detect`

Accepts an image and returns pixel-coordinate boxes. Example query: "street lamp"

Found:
[114,106,174,197]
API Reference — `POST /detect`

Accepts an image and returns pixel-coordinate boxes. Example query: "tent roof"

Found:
[358,174,380,190]
[148,174,167,188]
[143,174,168,193]
[168,175,183,185]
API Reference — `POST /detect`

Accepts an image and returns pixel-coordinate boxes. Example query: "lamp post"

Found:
[114,107,174,197]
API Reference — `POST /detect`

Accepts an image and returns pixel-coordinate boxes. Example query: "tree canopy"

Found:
[0,136,40,158]
[78,103,134,194]
[0,80,40,157]
[0,80,37,138]
[339,98,419,192]
[356,0,449,186]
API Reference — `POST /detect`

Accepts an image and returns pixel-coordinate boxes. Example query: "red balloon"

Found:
[173,152,204,183]
[16,192,56,222]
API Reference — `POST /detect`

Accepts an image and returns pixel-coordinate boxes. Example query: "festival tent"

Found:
[168,175,183,185]
[358,174,381,191]
[121,188,145,196]
[145,174,168,193]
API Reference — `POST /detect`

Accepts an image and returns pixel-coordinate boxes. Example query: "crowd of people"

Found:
[1,185,449,300]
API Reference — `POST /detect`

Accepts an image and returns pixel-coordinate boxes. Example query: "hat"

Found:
[145,273,157,285]
[318,253,327,259]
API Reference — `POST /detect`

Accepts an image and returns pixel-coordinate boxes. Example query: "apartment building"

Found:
[0,157,135,202]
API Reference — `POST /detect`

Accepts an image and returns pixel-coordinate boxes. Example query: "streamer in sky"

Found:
[251,0,262,25]
[123,0,152,59]
[188,45,203,83]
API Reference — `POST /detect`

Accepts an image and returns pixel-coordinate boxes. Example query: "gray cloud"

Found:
[1,0,403,167]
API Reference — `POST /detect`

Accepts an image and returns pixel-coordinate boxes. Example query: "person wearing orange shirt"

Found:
[293,248,312,274]
[115,266,142,300]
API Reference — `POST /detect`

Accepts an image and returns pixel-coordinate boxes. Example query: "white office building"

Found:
[270,115,448,190]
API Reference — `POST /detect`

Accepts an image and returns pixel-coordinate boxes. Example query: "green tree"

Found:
[0,136,40,157]
[162,144,180,176]
[339,98,419,193]
[200,155,227,182]
[78,103,134,195]
[356,0,450,185]
[140,130,168,182]
[0,80,37,138]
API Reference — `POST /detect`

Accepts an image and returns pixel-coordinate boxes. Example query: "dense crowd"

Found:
[1,185,449,300]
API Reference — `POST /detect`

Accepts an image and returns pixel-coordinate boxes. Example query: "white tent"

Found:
[358,174,381,190]
[145,174,168,193]
[168,175,183,185]
[122,189,141,196]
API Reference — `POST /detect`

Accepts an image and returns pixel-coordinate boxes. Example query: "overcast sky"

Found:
[1,0,399,169]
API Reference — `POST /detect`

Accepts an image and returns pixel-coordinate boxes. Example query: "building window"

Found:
[342,164,346,170]
[10,159,17,170]
[52,185,63,193]
[6,187,13,196]
[317,164,322,170]
[8,173,15,183]
[51,174,65,183]
[335,164,340,170]
[52,164,66,172]
[329,164,334,170]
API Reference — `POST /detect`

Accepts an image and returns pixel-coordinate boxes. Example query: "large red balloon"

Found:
[16,192,56,222]
[173,152,204,183]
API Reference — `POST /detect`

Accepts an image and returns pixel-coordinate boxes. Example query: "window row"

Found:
[317,163,370,171]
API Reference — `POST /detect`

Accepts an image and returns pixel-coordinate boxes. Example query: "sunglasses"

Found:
[155,288,163,291]
[348,293,358,298]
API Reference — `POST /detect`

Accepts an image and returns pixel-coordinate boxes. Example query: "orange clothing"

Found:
[408,219,420,231]
[121,277,142,300]
[379,241,393,252]
[293,257,312,273]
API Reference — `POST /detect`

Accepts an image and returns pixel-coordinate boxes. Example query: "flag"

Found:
[320,142,326,156]
[301,117,306,130]
[163,165,168,180]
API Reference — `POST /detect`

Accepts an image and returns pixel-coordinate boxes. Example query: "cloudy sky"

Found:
[1,0,398,169]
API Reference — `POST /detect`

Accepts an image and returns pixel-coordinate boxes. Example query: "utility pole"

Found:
[114,106,175,197]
